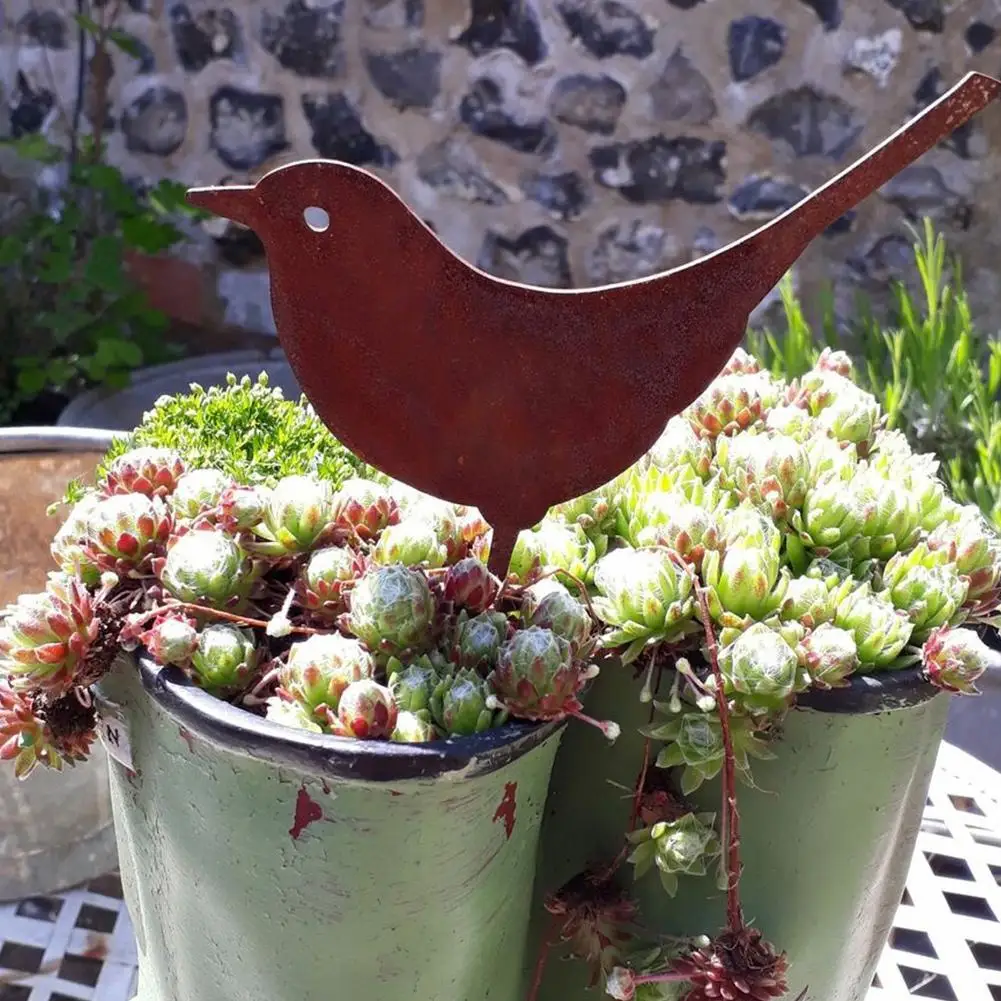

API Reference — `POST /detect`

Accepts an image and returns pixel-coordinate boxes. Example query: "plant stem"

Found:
[525,913,560,1001]
[627,655,661,831]
[128,602,332,636]
[694,583,743,933]
[634,971,691,986]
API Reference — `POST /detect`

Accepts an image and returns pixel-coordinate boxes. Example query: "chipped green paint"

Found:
[97,659,563,1001]
[529,666,950,1001]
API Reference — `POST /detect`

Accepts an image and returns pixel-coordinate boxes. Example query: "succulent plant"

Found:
[347,565,435,658]
[671,929,790,1001]
[716,432,809,518]
[548,486,618,540]
[0,575,99,696]
[0,683,96,778]
[190,624,259,693]
[443,558,498,613]
[922,626,993,694]
[718,501,781,554]
[372,520,448,568]
[702,544,787,626]
[719,623,807,714]
[85,493,172,571]
[797,624,858,689]
[522,580,592,651]
[142,614,199,666]
[814,384,881,453]
[454,505,491,547]
[488,626,587,722]
[592,547,695,662]
[929,508,1001,613]
[627,812,721,895]
[509,522,597,585]
[265,695,323,734]
[685,374,767,440]
[171,469,231,521]
[430,667,504,736]
[779,574,835,628]
[833,581,913,669]
[280,632,375,719]
[335,679,398,739]
[646,711,774,795]
[50,493,103,586]
[406,498,465,561]
[103,447,185,498]
[803,433,858,482]
[300,545,363,617]
[849,468,922,560]
[880,549,968,637]
[452,610,509,670]
[628,493,724,569]
[647,417,713,477]
[248,475,335,555]
[160,529,254,609]
[332,478,399,541]
[216,485,268,532]
[391,709,438,743]
[795,369,857,415]
[796,474,863,558]
[812,346,852,377]
[764,404,815,441]
[387,656,442,713]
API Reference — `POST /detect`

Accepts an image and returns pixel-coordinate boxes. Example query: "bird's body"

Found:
[188,71,1000,574]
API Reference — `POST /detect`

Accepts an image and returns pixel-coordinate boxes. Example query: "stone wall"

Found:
[3,0,1001,337]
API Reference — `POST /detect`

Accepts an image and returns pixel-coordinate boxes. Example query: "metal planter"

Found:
[529,663,948,1001]
[0,427,119,901]
[96,655,565,1001]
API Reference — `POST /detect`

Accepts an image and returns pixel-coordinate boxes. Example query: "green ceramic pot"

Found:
[528,663,948,1001]
[96,655,564,1001]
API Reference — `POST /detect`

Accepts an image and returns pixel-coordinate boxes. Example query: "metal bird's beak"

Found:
[185,184,260,230]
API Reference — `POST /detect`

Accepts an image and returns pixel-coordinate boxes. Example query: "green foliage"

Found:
[0,130,199,422]
[746,220,1001,531]
[75,373,381,501]
[745,276,824,380]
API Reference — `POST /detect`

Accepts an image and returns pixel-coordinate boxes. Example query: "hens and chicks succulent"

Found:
[2,352,998,807]
[0,439,612,774]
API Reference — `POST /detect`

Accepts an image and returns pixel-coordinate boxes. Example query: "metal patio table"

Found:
[0,742,998,1001]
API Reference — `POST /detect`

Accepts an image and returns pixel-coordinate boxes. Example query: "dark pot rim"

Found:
[795,663,939,714]
[137,655,565,783]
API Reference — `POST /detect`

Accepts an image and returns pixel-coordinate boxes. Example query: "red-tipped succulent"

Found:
[103,447,186,498]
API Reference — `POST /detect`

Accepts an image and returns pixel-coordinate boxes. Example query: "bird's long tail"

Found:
[726,71,1001,311]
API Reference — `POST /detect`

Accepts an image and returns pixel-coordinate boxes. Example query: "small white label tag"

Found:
[95,702,135,773]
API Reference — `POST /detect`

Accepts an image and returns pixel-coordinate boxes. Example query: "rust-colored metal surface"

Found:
[0,452,102,605]
[187,71,1000,575]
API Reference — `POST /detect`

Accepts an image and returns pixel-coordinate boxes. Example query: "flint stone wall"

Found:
[2,0,1001,337]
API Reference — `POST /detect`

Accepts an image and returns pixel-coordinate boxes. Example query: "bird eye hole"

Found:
[303,206,329,233]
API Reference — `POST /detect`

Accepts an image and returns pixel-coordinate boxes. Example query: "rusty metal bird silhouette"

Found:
[187,71,1000,577]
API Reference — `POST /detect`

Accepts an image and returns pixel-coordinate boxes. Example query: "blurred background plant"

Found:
[0,1,199,425]
[747,218,1001,532]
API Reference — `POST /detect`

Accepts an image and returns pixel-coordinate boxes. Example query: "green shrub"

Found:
[72,373,380,503]
[0,133,198,423]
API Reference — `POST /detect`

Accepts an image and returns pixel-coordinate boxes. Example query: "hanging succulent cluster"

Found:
[521,347,1000,1000]
[2,353,999,1001]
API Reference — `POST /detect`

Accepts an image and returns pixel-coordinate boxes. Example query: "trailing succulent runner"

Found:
[1,357,999,1001]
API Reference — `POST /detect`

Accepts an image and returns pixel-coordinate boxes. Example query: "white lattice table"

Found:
[2,742,1001,1001]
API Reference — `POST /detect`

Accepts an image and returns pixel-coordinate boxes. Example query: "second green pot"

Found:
[528,662,949,1001]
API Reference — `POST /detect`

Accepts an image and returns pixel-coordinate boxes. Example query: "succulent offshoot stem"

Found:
[695,582,744,934]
